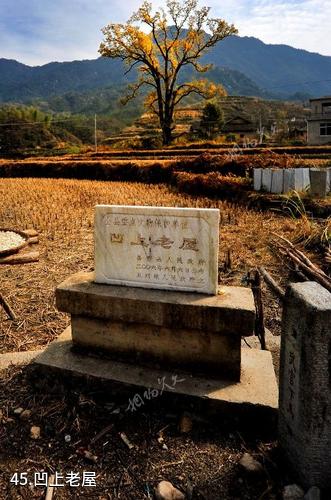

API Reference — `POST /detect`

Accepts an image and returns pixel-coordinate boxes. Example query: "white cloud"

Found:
[0,0,143,65]
[211,0,331,56]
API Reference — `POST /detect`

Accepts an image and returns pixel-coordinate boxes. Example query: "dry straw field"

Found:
[0,177,302,354]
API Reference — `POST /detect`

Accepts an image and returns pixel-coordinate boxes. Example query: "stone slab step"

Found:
[56,272,255,337]
[33,327,278,421]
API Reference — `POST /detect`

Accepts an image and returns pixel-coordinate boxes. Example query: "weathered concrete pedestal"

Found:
[34,325,277,421]
[56,272,257,381]
[34,272,278,418]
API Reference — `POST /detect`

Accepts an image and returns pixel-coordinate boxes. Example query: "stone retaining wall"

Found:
[253,167,331,196]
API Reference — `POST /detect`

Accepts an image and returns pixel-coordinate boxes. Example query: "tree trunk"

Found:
[162,124,172,146]
[161,110,174,145]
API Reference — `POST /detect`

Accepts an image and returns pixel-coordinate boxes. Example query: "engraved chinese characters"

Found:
[279,282,331,488]
[94,205,220,294]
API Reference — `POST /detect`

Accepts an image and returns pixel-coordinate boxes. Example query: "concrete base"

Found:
[0,350,43,371]
[56,272,255,336]
[71,315,241,380]
[33,327,278,419]
[56,272,255,382]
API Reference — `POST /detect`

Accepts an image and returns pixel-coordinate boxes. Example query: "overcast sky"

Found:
[1,0,330,66]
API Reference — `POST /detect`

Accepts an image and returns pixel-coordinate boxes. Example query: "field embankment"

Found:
[1,150,330,216]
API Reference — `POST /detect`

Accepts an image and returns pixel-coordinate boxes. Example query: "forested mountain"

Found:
[0,57,265,110]
[0,58,131,102]
[1,35,330,114]
[204,36,331,97]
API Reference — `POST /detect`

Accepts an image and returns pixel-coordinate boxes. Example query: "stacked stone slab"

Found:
[310,168,330,198]
[253,168,262,191]
[35,204,278,418]
[261,168,272,192]
[271,169,284,194]
[283,169,295,193]
[296,168,310,192]
[327,167,331,192]
[253,167,330,195]
[290,168,310,192]
[279,282,331,488]
[56,272,256,381]
[56,204,257,383]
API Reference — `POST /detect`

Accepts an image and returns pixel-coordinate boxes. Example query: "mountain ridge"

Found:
[1,35,330,113]
[205,36,331,96]
[2,35,330,67]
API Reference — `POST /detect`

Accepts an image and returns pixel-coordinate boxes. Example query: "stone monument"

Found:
[35,205,277,418]
[94,205,219,294]
[279,282,331,488]
[310,169,329,198]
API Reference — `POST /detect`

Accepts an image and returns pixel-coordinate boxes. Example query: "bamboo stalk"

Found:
[250,270,266,350]
[271,234,331,293]
[0,293,17,321]
[273,233,329,279]
[286,251,331,292]
[258,266,285,299]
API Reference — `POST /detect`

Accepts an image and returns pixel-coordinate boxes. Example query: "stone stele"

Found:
[95,205,220,295]
[279,282,331,488]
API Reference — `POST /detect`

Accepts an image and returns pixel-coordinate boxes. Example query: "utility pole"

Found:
[258,114,264,144]
[94,114,98,153]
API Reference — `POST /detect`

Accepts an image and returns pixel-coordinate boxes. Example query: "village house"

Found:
[307,96,331,145]
[222,115,256,139]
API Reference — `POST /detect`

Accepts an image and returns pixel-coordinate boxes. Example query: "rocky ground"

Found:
[0,362,315,500]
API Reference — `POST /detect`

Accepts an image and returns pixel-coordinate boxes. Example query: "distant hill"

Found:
[205,36,331,97]
[0,57,265,108]
[0,35,330,116]
[0,58,133,102]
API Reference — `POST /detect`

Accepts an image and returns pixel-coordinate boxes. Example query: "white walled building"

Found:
[307,96,331,145]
